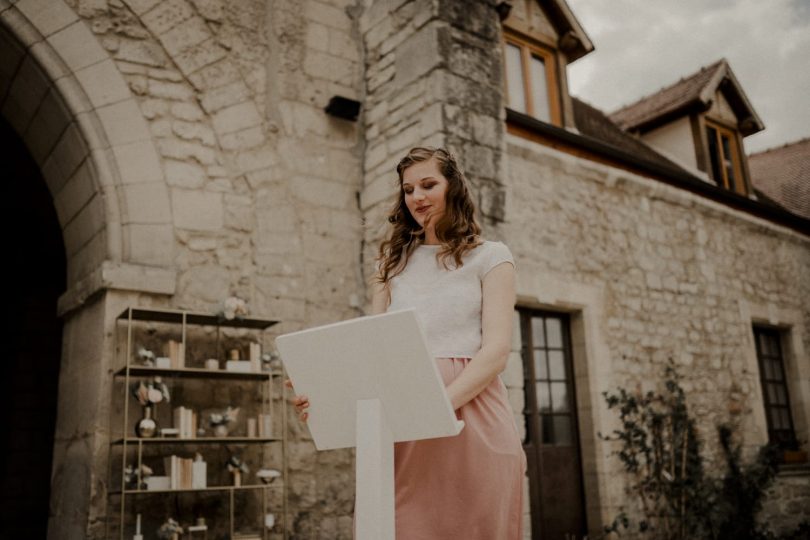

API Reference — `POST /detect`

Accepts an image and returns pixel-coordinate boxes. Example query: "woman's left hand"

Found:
[285,378,310,422]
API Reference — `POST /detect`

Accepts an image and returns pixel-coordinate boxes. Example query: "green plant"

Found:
[600,362,808,540]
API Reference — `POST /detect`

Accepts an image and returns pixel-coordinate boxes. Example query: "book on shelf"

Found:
[164,455,196,489]
[172,406,197,438]
[165,339,185,369]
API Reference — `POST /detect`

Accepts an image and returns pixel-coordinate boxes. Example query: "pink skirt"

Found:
[394,357,526,540]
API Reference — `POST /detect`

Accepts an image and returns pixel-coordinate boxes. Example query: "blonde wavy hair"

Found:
[376,147,482,285]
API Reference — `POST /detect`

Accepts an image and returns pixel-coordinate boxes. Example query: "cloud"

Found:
[566,0,810,153]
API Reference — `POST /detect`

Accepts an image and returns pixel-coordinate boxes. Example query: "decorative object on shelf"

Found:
[225,359,252,373]
[136,404,158,438]
[209,406,240,438]
[131,377,171,438]
[247,418,257,437]
[157,517,183,540]
[137,347,155,367]
[257,413,273,438]
[160,428,179,438]
[187,517,208,538]
[155,356,171,369]
[133,513,143,540]
[226,455,249,487]
[229,348,241,361]
[124,463,153,490]
[261,350,281,372]
[249,342,261,372]
[131,377,171,406]
[256,468,281,484]
[265,513,276,529]
[191,453,207,489]
[220,296,248,321]
[204,358,219,370]
[145,476,170,491]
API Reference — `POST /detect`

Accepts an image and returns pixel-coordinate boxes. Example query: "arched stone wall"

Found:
[0,3,177,538]
[0,0,175,314]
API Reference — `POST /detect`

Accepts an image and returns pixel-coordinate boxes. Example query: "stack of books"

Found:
[172,406,198,438]
[163,455,207,490]
[166,339,185,368]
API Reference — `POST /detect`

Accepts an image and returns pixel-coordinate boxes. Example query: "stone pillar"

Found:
[359,0,507,270]
[48,290,145,540]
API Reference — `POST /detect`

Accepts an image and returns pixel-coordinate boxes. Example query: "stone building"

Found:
[0,0,807,538]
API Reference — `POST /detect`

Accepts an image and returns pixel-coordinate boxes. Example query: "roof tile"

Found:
[609,60,725,131]
[749,138,810,219]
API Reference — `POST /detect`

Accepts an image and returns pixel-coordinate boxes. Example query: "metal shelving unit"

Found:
[108,307,287,540]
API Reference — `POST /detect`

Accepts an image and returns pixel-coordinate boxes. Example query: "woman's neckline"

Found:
[416,239,487,249]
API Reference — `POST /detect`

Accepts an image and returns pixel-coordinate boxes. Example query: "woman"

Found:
[290,147,525,539]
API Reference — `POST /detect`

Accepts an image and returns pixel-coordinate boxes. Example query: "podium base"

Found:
[355,399,395,540]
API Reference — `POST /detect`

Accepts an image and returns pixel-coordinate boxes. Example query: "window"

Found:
[522,313,575,445]
[503,34,561,125]
[754,326,798,451]
[705,120,746,195]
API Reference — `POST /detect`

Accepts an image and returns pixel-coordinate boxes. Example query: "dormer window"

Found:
[503,33,561,126]
[609,60,764,198]
[705,120,745,194]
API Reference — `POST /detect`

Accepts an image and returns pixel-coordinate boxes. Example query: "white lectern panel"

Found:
[276,309,464,450]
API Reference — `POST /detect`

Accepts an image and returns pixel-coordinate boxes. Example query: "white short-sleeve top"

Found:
[386,240,515,358]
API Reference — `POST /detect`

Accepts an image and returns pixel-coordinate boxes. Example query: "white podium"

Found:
[276,309,464,540]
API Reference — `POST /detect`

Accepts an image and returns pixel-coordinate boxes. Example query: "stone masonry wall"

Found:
[359,0,507,273]
[57,0,367,537]
[502,135,810,537]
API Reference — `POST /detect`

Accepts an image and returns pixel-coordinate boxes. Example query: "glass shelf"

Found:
[118,307,279,330]
[112,437,281,445]
[109,483,284,495]
[114,365,280,380]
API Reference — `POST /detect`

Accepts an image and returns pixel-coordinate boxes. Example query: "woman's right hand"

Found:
[285,379,309,422]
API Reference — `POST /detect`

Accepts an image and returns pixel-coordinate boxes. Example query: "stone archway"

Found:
[0,116,66,539]
[1,0,176,306]
[0,3,177,538]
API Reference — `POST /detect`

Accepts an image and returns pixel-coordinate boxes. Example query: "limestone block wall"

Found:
[502,134,810,536]
[32,0,367,537]
[359,0,507,273]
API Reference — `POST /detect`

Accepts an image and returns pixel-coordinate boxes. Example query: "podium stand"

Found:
[276,309,464,539]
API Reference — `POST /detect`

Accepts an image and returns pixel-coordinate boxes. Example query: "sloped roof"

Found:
[542,0,594,62]
[749,138,810,219]
[609,59,764,136]
[572,97,687,173]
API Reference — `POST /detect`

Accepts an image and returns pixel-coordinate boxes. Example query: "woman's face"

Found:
[401,157,449,231]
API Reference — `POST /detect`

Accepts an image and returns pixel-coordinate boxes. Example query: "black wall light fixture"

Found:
[325,96,362,121]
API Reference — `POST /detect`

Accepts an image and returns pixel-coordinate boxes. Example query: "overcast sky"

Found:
[565,0,810,154]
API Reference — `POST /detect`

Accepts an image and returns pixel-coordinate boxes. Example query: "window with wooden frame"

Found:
[753,326,799,453]
[705,119,746,195]
[503,33,561,126]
